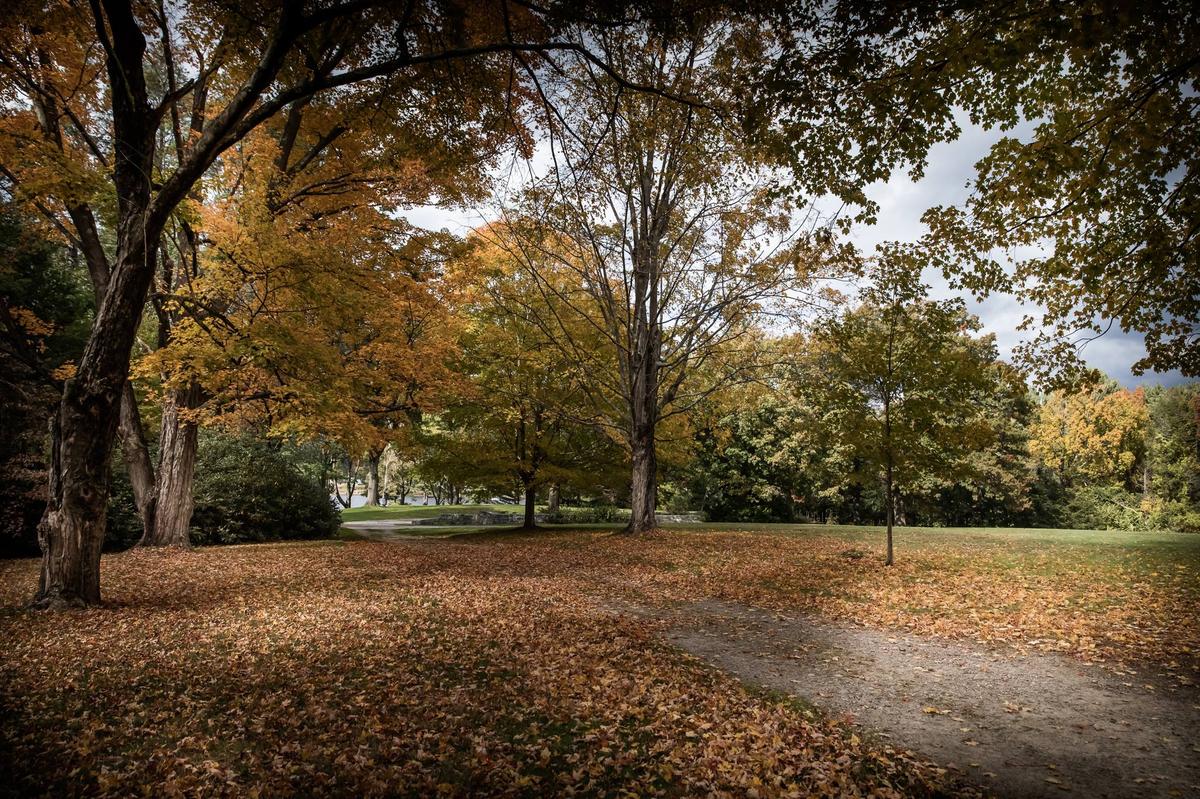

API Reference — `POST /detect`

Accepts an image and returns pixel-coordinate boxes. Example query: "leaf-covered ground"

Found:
[1,526,1196,797]
[602,526,1200,679]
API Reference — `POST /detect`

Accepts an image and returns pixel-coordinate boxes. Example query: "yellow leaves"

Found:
[1031,385,1149,485]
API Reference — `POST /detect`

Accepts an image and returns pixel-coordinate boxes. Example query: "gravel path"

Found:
[647,599,1200,798]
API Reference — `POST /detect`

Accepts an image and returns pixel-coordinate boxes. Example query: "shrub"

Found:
[190,434,341,545]
[1062,485,1148,531]
[544,505,626,524]
[1148,500,1200,534]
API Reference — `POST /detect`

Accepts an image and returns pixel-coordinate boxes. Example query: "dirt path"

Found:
[641,599,1199,799]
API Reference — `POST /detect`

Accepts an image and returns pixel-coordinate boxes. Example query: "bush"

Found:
[190,434,341,545]
[1148,500,1200,534]
[1061,485,1149,531]
[104,433,341,549]
[543,505,626,524]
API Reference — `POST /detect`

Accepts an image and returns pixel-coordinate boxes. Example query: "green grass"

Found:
[335,514,1200,579]
[339,503,521,522]
[673,521,1200,552]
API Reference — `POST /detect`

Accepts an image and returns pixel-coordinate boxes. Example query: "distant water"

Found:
[332,494,441,509]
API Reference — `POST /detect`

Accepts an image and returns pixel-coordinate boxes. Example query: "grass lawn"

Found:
[1,524,1196,796]
[339,503,521,522]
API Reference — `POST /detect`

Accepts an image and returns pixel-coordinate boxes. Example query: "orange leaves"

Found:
[2,526,1193,795]
[0,539,972,798]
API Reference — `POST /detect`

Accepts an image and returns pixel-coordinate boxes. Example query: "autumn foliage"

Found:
[0,536,986,799]
[2,526,1197,796]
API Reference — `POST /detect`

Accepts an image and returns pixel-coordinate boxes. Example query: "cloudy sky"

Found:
[402,116,1186,389]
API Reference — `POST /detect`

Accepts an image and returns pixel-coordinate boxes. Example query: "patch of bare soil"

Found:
[648,599,1200,799]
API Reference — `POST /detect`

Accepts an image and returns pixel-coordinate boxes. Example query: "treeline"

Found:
[4,197,1199,563]
[671,268,1200,533]
[323,270,1200,535]
[1,1,1196,605]
[679,378,1200,533]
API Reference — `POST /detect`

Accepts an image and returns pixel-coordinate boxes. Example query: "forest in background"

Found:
[0,0,1196,606]
[4,201,1197,558]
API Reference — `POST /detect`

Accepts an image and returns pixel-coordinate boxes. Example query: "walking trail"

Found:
[366,530,1199,797]
[639,598,1199,799]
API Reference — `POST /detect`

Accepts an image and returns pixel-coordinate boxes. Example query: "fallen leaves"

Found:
[0,541,972,798]
[538,529,1200,674]
[1,525,1194,796]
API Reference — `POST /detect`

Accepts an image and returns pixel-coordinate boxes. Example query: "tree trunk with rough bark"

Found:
[628,430,657,533]
[364,449,382,506]
[36,0,158,607]
[625,318,660,534]
[140,382,201,547]
[38,238,160,606]
[117,381,157,535]
[523,483,537,529]
[547,483,560,514]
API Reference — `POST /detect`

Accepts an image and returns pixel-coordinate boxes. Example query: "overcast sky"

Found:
[401,117,1187,390]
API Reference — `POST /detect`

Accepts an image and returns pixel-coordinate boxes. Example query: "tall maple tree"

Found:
[142,113,475,527]
[446,237,623,527]
[0,0,692,605]
[497,19,824,533]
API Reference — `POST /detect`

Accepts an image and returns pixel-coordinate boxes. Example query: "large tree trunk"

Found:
[36,0,159,607]
[38,237,160,606]
[364,449,382,506]
[140,383,201,547]
[627,430,657,533]
[522,482,537,529]
[36,406,104,607]
[623,228,661,534]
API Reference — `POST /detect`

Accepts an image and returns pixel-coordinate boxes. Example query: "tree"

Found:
[683,391,808,523]
[926,363,1039,527]
[3,0,672,604]
[1146,384,1200,531]
[802,256,994,565]
[744,3,1197,382]
[127,69,486,535]
[908,2,1199,381]
[449,241,620,528]
[1029,382,1149,492]
[497,19,821,532]
[378,445,419,506]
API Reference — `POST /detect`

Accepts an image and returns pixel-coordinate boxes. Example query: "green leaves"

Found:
[914,2,1200,381]
[800,255,997,503]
